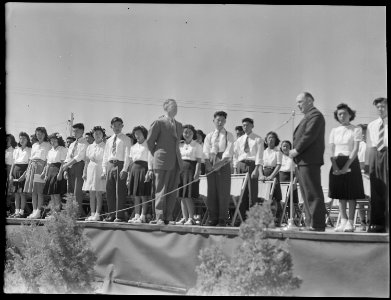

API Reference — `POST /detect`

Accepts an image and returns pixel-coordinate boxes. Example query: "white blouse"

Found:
[329,125,362,156]
[180,140,203,161]
[5,146,14,165]
[86,141,105,163]
[263,147,282,167]
[129,141,149,162]
[30,141,52,161]
[13,147,32,164]
[47,146,68,164]
[280,154,295,172]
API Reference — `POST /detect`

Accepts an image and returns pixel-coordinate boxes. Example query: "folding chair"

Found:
[279,178,303,227]
[229,173,250,227]
[257,178,277,202]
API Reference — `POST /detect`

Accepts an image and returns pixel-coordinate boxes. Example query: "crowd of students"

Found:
[5,95,388,233]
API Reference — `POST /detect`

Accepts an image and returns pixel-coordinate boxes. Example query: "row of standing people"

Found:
[5,94,388,232]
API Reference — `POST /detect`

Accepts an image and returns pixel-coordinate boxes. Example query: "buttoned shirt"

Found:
[180,140,203,161]
[13,147,31,164]
[47,146,68,164]
[129,141,153,169]
[366,117,388,148]
[85,141,105,164]
[102,132,131,173]
[233,132,264,168]
[280,154,295,172]
[263,147,282,167]
[30,141,52,161]
[64,137,88,163]
[329,125,362,156]
[203,128,234,160]
[5,146,14,165]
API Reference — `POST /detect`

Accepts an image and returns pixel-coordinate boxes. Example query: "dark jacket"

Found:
[293,106,325,166]
[146,115,183,171]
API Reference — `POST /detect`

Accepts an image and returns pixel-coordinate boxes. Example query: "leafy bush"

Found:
[5,196,98,294]
[188,201,302,296]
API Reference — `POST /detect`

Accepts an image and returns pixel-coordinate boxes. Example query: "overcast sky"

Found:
[5,3,386,186]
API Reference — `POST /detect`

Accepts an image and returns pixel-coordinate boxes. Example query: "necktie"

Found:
[70,139,78,158]
[377,120,385,151]
[112,135,117,156]
[212,130,220,154]
[244,136,250,153]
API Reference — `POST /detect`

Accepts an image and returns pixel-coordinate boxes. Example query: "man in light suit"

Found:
[289,92,326,232]
[146,99,183,225]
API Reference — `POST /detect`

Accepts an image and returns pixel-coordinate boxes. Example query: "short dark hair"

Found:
[357,124,368,131]
[47,132,66,147]
[265,131,280,147]
[72,123,85,130]
[111,117,123,125]
[66,136,76,142]
[334,103,356,122]
[196,129,206,142]
[242,118,254,125]
[373,97,387,106]
[85,132,92,137]
[6,134,17,148]
[35,127,49,141]
[182,124,197,140]
[17,132,32,148]
[132,126,148,140]
[235,125,244,132]
[214,111,227,119]
[91,126,106,137]
[303,92,315,102]
[280,140,292,152]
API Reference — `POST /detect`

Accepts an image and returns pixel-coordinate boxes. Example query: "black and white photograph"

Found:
[3,2,388,296]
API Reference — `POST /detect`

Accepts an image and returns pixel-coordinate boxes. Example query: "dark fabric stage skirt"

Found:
[328,156,365,200]
[128,160,151,196]
[179,160,199,198]
[12,164,28,192]
[263,167,282,201]
[43,163,67,195]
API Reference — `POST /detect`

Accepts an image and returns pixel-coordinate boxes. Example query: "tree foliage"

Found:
[188,202,302,296]
[5,197,97,294]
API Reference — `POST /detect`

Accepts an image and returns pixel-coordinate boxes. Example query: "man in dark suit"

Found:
[289,92,326,232]
[146,99,183,225]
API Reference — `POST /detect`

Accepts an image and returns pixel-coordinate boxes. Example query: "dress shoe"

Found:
[114,218,126,223]
[184,218,195,225]
[104,215,115,222]
[335,219,347,232]
[343,221,355,232]
[206,220,218,226]
[176,218,187,225]
[300,226,325,232]
[149,219,165,225]
[367,225,385,233]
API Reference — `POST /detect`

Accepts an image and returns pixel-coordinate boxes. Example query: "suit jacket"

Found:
[293,106,325,166]
[146,115,183,171]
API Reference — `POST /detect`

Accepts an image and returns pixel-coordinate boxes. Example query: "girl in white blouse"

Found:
[6,134,17,198]
[24,127,52,219]
[82,126,107,221]
[8,132,32,218]
[177,125,203,225]
[260,131,283,225]
[329,103,365,232]
[127,126,152,224]
[42,133,68,219]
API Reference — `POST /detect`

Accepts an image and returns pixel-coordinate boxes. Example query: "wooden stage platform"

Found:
[6,217,390,297]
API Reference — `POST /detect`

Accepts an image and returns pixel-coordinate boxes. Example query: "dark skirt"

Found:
[12,164,28,192]
[43,163,67,195]
[179,160,199,198]
[263,167,282,201]
[328,156,365,200]
[128,160,151,196]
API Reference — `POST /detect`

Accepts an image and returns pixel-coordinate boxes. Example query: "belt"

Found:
[240,159,255,164]
[109,159,124,164]
[263,166,275,169]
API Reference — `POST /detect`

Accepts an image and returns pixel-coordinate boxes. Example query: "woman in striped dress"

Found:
[24,127,51,219]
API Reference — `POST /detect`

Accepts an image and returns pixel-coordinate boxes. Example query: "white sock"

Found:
[15,209,20,214]
[19,209,24,215]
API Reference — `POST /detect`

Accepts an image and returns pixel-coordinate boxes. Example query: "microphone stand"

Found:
[283,110,300,231]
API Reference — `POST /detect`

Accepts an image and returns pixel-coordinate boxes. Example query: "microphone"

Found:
[292,110,296,117]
